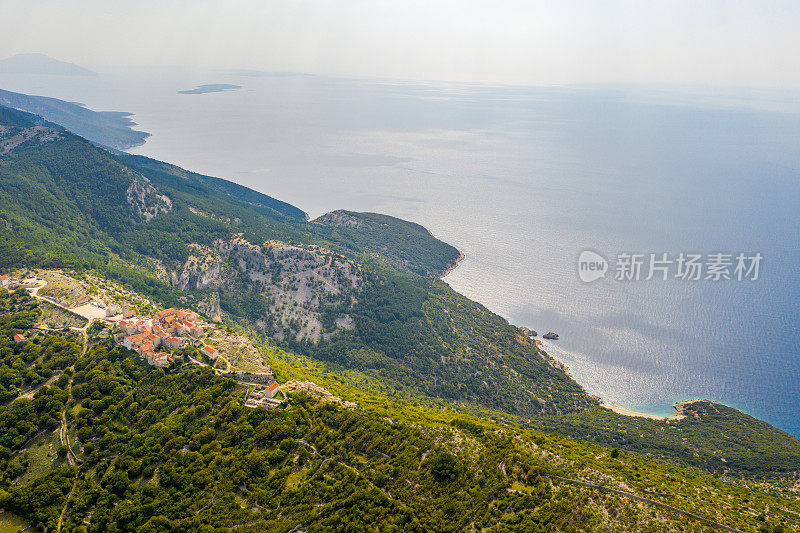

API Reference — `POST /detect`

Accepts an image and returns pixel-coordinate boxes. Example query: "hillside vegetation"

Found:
[0,299,798,532]
[1,101,800,530]
[0,88,146,150]
[0,104,592,418]
[314,210,462,277]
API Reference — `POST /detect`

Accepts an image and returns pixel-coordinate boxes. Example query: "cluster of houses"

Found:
[115,307,217,368]
[2,274,290,408]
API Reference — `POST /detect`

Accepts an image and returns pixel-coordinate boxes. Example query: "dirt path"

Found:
[10,286,92,407]
[26,280,44,297]
[242,384,255,405]
[188,353,229,374]
[27,280,104,325]
[56,338,81,533]
[188,354,209,367]
[10,372,63,403]
[56,476,77,533]
[17,280,87,532]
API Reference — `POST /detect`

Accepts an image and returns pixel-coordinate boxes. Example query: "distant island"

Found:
[0,53,95,76]
[178,83,242,94]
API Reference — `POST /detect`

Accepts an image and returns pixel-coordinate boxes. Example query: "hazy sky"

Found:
[1,0,799,87]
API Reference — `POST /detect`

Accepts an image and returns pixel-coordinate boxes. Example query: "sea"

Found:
[1,67,798,435]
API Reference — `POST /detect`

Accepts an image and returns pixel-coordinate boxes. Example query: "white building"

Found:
[200,345,219,360]
[264,382,280,399]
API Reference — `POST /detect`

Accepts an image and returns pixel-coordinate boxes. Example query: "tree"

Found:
[429,451,460,483]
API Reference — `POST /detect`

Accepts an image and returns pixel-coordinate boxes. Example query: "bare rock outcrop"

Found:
[197,292,222,322]
[165,235,362,343]
[170,244,225,291]
[282,380,357,409]
[126,176,172,222]
[222,236,362,342]
[314,210,366,230]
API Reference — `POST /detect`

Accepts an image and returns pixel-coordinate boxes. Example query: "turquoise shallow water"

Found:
[2,69,798,434]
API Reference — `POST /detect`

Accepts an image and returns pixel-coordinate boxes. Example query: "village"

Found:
[115,306,208,368]
[2,271,285,408]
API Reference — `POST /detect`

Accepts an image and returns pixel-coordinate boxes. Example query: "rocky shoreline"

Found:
[440,249,466,279]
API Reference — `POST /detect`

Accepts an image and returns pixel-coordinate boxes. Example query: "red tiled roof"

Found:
[267,382,280,391]
[128,332,147,344]
[201,345,218,354]
[13,334,26,342]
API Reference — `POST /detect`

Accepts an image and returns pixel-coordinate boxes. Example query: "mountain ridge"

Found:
[0,53,96,76]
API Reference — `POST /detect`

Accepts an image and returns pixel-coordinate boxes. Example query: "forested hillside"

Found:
[0,300,798,532]
[314,210,462,277]
[0,104,594,418]
[0,88,147,150]
[2,101,800,531]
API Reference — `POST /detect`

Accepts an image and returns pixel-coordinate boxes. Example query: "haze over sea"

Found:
[2,68,798,435]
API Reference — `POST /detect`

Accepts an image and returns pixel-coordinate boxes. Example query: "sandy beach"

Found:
[601,401,694,421]
[601,402,669,420]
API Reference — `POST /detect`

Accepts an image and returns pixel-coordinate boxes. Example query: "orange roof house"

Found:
[200,345,219,360]
[176,309,199,321]
[264,382,280,398]
[164,336,184,350]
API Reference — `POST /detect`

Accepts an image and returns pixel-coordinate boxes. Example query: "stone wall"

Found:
[224,371,275,385]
